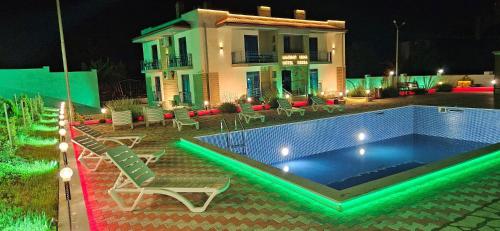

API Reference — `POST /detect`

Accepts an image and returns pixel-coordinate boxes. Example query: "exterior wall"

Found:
[137,9,347,107]
[0,66,100,110]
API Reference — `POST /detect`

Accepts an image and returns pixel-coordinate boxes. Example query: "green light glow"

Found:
[31,124,58,132]
[0,203,51,231]
[178,139,500,215]
[41,113,58,118]
[39,118,58,124]
[0,160,58,180]
[16,135,58,147]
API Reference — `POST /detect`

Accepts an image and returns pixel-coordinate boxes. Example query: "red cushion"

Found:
[326,99,335,105]
[164,113,173,119]
[252,105,263,111]
[210,108,221,114]
[197,110,211,116]
[264,104,271,110]
[188,111,195,117]
[292,100,308,107]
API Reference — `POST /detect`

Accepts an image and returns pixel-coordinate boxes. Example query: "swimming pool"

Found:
[181,105,500,211]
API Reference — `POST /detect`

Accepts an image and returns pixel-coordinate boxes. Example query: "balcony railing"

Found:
[169,54,192,68]
[141,59,161,71]
[232,51,277,64]
[310,51,332,63]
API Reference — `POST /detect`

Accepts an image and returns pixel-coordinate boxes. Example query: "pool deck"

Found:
[74,93,500,230]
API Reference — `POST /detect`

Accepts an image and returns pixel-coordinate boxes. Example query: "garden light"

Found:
[365,90,371,95]
[389,71,394,76]
[59,142,69,152]
[358,132,366,141]
[359,148,366,156]
[282,165,290,172]
[339,92,343,97]
[101,108,107,114]
[204,101,209,106]
[281,147,290,156]
[247,97,252,103]
[60,110,65,115]
[438,81,443,85]
[59,120,66,127]
[59,114,65,120]
[437,69,444,75]
[58,128,67,137]
[59,167,73,182]
[321,91,325,96]
[346,90,350,94]
[285,94,290,99]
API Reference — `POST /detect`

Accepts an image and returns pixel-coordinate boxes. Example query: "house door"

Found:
[281,70,292,93]
[309,69,319,94]
[154,76,162,101]
[246,72,261,98]
[178,37,187,66]
[244,35,258,63]
[309,38,318,61]
[151,45,158,61]
[181,74,191,104]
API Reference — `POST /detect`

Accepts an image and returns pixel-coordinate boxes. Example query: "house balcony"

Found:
[169,54,192,68]
[310,51,332,63]
[141,59,162,72]
[232,51,277,64]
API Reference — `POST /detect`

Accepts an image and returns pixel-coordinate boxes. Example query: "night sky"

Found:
[1,0,499,78]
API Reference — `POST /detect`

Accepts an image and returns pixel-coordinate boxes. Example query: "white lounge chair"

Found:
[111,110,133,130]
[276,98,305,117]
[106,145,230,212]
[143,107,165,127]
[72,124,145,148]
[172,108,199,131]
[72,135,164,171]
[238,103,265,123]
[310,96,345,113]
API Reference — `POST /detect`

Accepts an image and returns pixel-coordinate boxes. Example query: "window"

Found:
[151,45,158,61]
[246,72,261,97]
[283,35,304,53]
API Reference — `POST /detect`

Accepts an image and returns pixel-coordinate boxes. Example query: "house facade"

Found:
[133,6,347,109]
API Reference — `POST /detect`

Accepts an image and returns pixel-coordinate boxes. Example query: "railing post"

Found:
[3,103,13,146]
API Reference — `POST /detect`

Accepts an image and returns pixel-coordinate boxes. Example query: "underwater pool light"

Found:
[282,165,290,172]
[357,132,366,141]
[359,148,366,156]
[281,147,290,156]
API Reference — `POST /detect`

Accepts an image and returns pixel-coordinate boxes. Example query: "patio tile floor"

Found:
[74,93,499,230]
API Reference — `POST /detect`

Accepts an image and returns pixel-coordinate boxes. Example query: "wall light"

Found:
[437,69,444,75]
[357,132,366,141]
[59,167,73,182]
[438,81,443,85]
[389,71,395,76]
[101,108,107,114]
[219,42,224,55]
[281,147,290,156]
[247,97,252,103]
[339,92,344,97]
[59,142,69,152]
[491,79,496,85]
[320,91,325,96]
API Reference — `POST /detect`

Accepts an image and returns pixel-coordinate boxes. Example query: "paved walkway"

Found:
[74,93,500,230]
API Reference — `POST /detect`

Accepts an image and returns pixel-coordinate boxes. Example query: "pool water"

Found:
[273,134,490,190]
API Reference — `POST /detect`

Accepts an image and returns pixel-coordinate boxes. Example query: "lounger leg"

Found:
[195,123,199,130]
[260,117,265,122]
[108,189,145,212]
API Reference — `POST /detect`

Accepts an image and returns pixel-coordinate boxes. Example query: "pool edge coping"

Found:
[180,137,500,211]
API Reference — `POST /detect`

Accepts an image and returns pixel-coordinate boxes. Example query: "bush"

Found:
[381,87,400,98]
[348,85,367,97]
[413,88,427,95]
[218,102,238,113]
[436,83,453,92]
[105,98,143,118]
[268,97,279,109]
